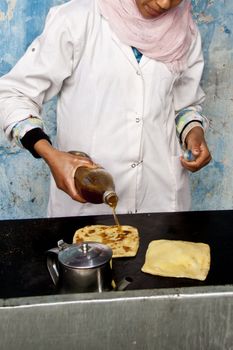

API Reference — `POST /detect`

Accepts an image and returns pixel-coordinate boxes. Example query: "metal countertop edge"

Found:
[2,289,233,309]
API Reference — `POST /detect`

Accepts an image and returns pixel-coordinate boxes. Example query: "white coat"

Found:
[0,0,205,217]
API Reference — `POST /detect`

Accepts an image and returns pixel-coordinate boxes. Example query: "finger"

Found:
[180,157,200,172]
[180,154,211,172]
[60,177,87,203]
[71,158,99,177]
[191,146,201,157]
[187,140,203,158]
[71,193,87,203]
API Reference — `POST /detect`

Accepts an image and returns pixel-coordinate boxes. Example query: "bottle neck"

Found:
[103,191,118,208]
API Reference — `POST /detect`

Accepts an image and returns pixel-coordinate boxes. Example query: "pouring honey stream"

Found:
[104,192,122,233]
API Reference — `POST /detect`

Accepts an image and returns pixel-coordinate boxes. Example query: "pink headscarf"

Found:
[97,0,197,73]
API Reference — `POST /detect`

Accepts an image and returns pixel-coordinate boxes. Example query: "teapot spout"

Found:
[115,277,133,291]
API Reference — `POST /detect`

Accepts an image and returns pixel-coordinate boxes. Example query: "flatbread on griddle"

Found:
[141,239,210,281]
[73,225,139,258]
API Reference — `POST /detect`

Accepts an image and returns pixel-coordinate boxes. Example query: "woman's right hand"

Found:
[33,140,95,202]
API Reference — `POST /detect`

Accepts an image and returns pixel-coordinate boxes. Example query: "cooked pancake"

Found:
[73,225,139,258]
[141,239,210,281]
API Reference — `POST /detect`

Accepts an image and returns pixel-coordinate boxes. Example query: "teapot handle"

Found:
[46,248,60,286]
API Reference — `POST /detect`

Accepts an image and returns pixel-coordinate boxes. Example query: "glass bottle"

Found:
[70,151,118,207]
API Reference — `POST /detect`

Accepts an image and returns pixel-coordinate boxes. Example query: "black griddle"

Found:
[0,210,233,298]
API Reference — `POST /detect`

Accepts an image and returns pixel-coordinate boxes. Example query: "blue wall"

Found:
[0,0,232,219]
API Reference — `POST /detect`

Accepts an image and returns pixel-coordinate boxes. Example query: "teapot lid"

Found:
[58,241,112,269]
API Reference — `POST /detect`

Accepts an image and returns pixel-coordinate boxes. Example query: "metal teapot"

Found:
[46,240,113,293]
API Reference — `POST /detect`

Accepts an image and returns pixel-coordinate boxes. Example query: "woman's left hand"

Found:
[180,126,212,172]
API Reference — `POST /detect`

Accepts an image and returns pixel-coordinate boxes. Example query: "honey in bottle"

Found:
[71,151,118,207]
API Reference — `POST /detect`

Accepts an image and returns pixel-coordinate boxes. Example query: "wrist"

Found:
[34,139,57,162]
[183,123,204,148]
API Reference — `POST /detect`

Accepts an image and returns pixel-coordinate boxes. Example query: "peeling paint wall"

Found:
[0,0,232,219]
[191,0,233,210]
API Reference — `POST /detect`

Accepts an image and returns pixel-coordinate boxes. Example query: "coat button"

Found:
[131,163,136,168]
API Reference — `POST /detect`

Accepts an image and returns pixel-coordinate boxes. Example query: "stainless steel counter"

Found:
[1,285,233,350]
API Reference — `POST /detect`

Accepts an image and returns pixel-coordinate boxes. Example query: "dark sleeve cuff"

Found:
[21,128,52,159]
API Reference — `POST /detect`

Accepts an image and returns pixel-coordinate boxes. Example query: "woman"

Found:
[0,0,211,217]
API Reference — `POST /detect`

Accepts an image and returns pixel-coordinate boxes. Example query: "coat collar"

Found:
[110,30,150,70]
